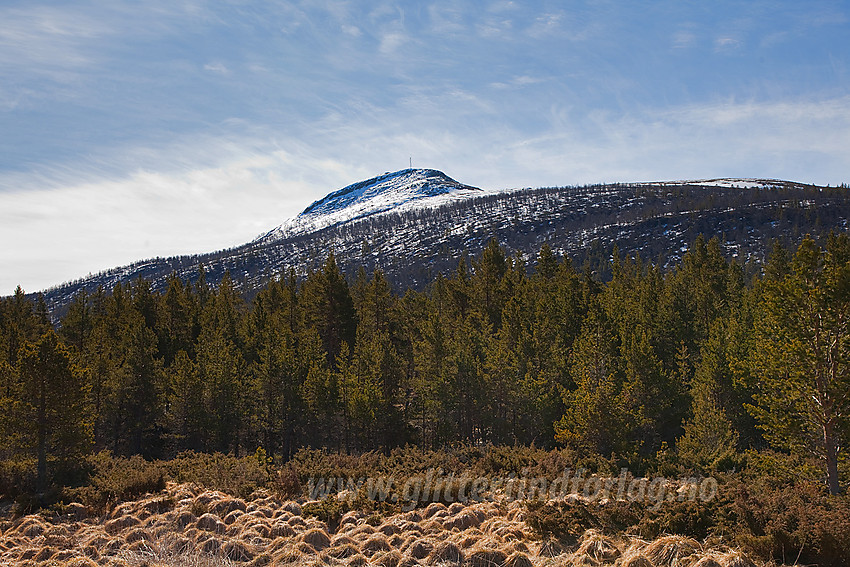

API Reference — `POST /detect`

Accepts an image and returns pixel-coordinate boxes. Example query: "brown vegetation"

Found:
[1,447,843,567]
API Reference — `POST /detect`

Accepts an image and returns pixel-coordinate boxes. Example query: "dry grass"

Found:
[692,556,723,567]
[573,529,619,563]
[300,527,331,550]
[504,551,533,567]
[0,482,770,567]
[117,539,237,567]
[428,541,464,564]
[718,551,756,567]
[466,547,508,567]
[643,535,702,566]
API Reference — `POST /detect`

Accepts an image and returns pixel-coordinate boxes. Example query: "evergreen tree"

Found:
[118,314,163,456]
[157,274,196,365]
[60,290,91,355]
[302,253,356,367]
[300,328,338,448]
[746,235,850,494]
[473,239,508,329]
[7,331,91,493]
[555,305,623,455]
[196,326,248,453]
[678,322,739,469]
[536,243,559,280]
[167,350,205,451]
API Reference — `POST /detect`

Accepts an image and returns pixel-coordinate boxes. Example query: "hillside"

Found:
[36,170,849,313]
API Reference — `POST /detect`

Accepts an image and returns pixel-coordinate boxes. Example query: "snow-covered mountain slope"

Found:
[257,169,484,241]
[35,172,850,317]
[637,178,788,189]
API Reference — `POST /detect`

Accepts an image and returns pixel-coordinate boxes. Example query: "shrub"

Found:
[732,480,850,567]
[0,457,38,499]
[302,497,348,531]
[59,451,165,510]
[276,465,301,499]
[164,451,267,499]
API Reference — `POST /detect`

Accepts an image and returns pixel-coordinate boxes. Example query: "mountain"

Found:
[34,169,850,315]
[257,168,484,240]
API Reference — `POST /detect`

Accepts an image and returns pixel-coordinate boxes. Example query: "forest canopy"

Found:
[1,234,848,496]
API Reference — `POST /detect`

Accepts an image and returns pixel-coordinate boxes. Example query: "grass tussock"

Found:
[643,535,701,566]
[573,529,619,563]
[1,447,837,567]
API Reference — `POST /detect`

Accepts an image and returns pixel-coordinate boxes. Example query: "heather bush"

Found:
[276,464,301,499]
[163,451,268,499]
[0,457,38,498]
[733,479,850,567]
[64,451,166,508]
[526,467,850,567]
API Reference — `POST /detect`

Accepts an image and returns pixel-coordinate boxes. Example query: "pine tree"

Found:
[60,290,91,355]
[678,323,739,470]
[10,331,92,493]
[344,337,386,451]
[351,270,407,446]
[250,306,300,458]
[473,239,508,329]
[157,274,195,365]
[300,328,338,448]
[302,253,356,367]
[412,275,451,448]
[747,235,850,494]
[536,243,559,280]
[167,350,205,451]
[119,313,163,456]
[555,306,623,455]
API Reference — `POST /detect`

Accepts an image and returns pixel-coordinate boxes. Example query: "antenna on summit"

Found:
[409,157,412,169]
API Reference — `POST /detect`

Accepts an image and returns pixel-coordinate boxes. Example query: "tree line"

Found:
[1,235,849,494]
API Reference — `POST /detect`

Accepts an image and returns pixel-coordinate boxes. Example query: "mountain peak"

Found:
[259,168,482,241]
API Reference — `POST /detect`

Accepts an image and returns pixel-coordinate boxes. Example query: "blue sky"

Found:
[1,1,849,293]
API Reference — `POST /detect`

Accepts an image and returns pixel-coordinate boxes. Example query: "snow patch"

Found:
[257,169,486,242]
[637,178,783,189]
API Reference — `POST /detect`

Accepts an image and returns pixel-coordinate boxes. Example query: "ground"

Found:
[0,482,761,567]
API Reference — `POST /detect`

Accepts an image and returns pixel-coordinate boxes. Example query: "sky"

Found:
[1,1,849,294]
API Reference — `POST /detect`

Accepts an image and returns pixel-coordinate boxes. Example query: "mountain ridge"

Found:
[24,170,850,317]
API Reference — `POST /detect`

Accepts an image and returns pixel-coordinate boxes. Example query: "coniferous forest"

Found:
[3,234,849,494]
[4,234,850,565]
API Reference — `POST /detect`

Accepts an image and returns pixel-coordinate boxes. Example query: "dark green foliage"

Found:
[74,451,166,505]
[1,330,92,494]
[678,322,740,470]
[525,500,643,543]
[732,479,850,567]
[162,451,268,499]
[745,234,850,494]
[2,233,850,552]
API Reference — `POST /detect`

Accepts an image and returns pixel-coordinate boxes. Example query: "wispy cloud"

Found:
[379,31,409,55]
[203,62,229,74]
[714,35,742,52]
[672,30,697,49]
[342,24,362,37]
[1,1,848,292]
[490,75,545,89]
[0,5,108,70]
[527,12,564,38]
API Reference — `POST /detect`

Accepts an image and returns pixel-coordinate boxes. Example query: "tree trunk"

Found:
[824,422,841,495]
[36,375,47,497]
